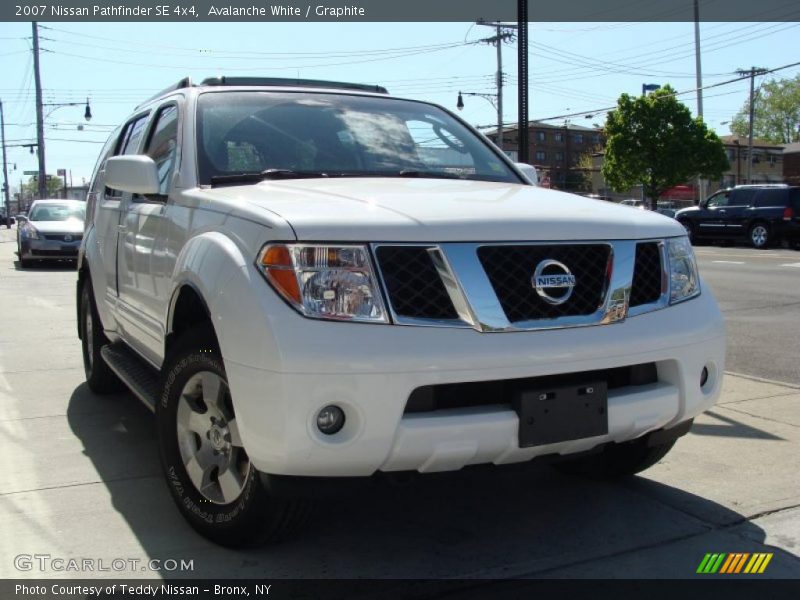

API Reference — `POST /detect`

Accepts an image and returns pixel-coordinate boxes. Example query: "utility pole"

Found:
[476,20,516,155]
[1,100,11,228]
[693,0,706,203]
[32,22,47,200]
[737,66,767,184]
[517,0,529,164]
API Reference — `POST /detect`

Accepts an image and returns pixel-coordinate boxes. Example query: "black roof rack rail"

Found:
[199,76,388,94]
[137,77,192,108]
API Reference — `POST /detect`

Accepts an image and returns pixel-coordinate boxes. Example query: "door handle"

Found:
[117,224,127,231]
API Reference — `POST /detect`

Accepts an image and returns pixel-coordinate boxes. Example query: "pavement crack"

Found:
[0,474,162,497]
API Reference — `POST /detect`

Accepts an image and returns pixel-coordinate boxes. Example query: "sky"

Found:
[1,19,799,190]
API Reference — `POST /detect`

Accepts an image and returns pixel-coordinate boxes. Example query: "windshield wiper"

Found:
[396,169,462,179]
[210,169,329,186]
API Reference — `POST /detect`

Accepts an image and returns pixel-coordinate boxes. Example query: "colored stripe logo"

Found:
[696,553,773,574]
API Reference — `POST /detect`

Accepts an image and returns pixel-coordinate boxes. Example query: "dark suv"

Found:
[675,185,800,248]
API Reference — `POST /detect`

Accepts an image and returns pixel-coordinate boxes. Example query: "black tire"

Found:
[748,222,771,249]
[80,279,124,393]
[157,326,313,547]
[555,437,676,480]
[18,243,33,268]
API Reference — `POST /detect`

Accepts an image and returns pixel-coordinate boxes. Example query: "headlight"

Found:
[22,223,39,239]
[257,243,389,323]
[667,236,700,304]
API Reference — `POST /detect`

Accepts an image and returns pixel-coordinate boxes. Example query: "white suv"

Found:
[77,77,725,546]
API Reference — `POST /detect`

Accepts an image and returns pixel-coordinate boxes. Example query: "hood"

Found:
[27,219,84,234]
[206,178,686,242]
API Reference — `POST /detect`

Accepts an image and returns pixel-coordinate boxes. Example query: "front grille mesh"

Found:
[477,244,611,322]
[375,246,458,320]
[630,242,663,307]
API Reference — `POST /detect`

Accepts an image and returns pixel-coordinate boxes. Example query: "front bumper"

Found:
[19,237,81,260]
[219,273,725,477]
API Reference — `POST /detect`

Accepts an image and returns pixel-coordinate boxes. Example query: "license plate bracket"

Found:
[513,380,608,448]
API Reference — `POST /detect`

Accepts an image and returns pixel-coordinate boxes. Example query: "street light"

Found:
[34,98,92,199]
[457,91,503,149]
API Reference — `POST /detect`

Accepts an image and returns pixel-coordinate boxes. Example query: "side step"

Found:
[100,343,160,413]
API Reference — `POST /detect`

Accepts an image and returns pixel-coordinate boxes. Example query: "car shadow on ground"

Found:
[66,382,800,584]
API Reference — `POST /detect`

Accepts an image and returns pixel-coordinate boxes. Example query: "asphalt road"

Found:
[695,244,800,386]
[1,227,799,586]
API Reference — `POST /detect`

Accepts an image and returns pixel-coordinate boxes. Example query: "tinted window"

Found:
[753,189,788,208]
[706,192,729,208]
[145,104,179,195]
[730,189,756,206]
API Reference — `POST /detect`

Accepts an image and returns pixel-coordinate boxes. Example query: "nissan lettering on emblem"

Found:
[532,259,577,306]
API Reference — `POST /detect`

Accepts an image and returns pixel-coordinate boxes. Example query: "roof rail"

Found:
[136,77,193,108]
[199,76,388,94]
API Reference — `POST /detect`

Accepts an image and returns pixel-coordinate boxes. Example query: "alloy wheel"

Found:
[175,372,250,505]
[751,225,768,248]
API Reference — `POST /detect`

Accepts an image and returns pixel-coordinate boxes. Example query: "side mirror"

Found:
[514,162,539,185]
[15,215,27,224]
[105,155,160,195]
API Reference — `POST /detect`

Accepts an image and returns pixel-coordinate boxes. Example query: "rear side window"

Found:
[144,104,179,195]
[753,189,789,208]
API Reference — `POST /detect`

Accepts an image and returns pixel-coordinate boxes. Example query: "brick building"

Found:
[783,142,800,187]
[487,121,604,190]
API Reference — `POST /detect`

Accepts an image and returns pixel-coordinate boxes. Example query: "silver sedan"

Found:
[17,199,85,268]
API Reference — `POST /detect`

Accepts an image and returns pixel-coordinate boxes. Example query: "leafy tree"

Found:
[565,152,595,192]
[731,75,800,144]
[602,85,729,209]
[22,175,63,198]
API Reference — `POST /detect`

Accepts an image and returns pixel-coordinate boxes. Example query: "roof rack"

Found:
[199,76,388,94]
[137,77,192,108]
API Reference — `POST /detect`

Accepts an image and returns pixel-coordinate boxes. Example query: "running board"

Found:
[100,343,160,413]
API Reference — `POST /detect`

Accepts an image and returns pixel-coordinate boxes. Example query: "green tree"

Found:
[730,75,800,144]
[602,85,729,210]
[565,152,595,192]
[22,175,63,198]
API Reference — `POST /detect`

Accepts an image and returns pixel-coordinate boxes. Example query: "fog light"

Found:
[700,367,709,388]
[316,405,345,435]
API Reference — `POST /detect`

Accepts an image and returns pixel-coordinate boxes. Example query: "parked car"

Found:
[77,76,725,546]
[675,185,799,248]
[655,208,677,219]
[17,199,85,267]
[620,198,646,209]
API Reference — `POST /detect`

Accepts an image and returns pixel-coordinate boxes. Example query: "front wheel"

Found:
[749,223,771,249]
[80,279,124,393]
[157,327,312,547]
[555,437,676,480]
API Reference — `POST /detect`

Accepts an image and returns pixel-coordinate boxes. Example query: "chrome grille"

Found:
[477,244,611,322]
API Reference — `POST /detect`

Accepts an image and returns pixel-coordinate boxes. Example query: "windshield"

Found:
[196,91,519,185]
[29,203,86,222]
